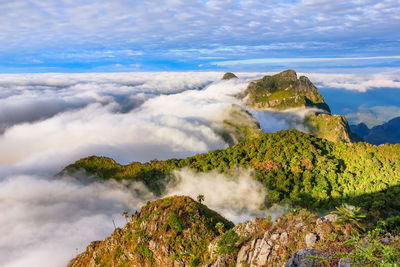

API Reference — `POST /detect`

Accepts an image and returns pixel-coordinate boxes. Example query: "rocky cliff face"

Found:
[208,211,348,267]
[241,70,330,113]
[305,114,362,143]
[219,104,263,145]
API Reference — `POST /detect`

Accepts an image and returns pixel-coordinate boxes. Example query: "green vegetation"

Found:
[332,204,366,236]
[265,89,294,101]
[69,196,234,266]
[168,213,183,233]
[196,194,204,204]
[305,113,360,143]
[339,231,400,265]
[63,129,400,221]
[216,229,240,255]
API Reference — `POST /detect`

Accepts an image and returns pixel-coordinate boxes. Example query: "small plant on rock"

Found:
[333,203,366,236]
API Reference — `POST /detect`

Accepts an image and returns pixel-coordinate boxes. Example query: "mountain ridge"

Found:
[351,116,400,145]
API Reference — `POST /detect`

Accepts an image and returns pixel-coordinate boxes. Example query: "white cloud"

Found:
[0,0,399,58]
[0,174,153,267]
[211,56,400,67]
[346,105,400,127]
[304,71,400,92]
[0,72,262,172]
[166,168,287,223]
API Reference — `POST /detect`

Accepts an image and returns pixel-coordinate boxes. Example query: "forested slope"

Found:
[62,129,400,220]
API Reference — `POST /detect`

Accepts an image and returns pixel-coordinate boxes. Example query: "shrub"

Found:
[169,213,183,234]
[216,229,239,254]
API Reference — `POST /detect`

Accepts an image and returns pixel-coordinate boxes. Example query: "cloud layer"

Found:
[346,105,400,127]
[305,72,400,92]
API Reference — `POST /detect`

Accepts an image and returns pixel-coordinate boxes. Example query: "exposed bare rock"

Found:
[338,257,352,267]
[285,248,321,267]
[219,104,262,145]
[305,233,318,248]
[305,113,361,143]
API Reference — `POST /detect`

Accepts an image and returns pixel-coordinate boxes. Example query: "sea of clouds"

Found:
[0,71,399,266]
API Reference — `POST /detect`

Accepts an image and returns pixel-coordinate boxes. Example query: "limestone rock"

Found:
[338,257,351,267]
[285,249,320,267]
[305,233,318,248]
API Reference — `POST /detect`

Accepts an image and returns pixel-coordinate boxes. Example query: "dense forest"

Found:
[63,129,400,221]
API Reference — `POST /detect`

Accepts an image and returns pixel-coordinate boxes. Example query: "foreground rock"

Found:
[285,249,320,267]
[68,196,233,267]
[230,211,342,266]
[70,195,400,266]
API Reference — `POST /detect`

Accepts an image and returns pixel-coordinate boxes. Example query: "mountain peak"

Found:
[241,69,330,113]
[222,72,238,80]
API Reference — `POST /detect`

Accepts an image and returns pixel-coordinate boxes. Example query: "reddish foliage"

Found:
[254,160,282,172]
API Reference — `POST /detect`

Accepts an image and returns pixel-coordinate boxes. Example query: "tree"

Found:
[215,222,225,234]
[197,194,205,204]
[122,211,129,223]
[333,203,366,236]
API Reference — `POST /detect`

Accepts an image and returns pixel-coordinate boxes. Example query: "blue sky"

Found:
[1,0,400,72]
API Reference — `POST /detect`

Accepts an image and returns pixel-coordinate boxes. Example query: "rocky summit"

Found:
[68,196,234,267]
[221,72,238,80]
[240,70,331,113]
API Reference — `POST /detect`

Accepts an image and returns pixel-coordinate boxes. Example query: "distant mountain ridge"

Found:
[351,116,400,145]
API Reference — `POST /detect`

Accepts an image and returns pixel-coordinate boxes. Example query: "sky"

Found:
[1,0,400,72]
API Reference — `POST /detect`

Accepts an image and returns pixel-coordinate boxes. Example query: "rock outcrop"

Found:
[240,70,330,113]
[222,72,238,80]
[285,249,320,267]
[68,196,233,267]
[219,104,263,145]
[232,211,341,266]
[305,113,362,143]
